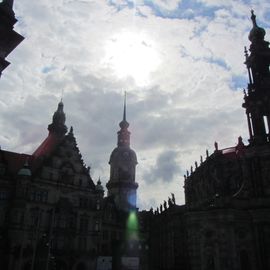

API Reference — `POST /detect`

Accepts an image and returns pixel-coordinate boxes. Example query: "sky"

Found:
[1,0,270,210]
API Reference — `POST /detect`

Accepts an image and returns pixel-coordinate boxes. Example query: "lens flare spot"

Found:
[126,211,139,240]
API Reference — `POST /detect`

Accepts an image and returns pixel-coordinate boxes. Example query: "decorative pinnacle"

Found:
[248,10,266,43]
[61,89,64,102]
[69,126,73,135]
[244,46,248,59]
[251,10,257,27]
[214,141,218,151]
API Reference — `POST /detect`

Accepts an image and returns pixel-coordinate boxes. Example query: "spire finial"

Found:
[119,92,129,129]
[248,10,266,42]
[123,91,127,122]
[251,10,257,27]
[117,93,131,147]
[61,89,64,103]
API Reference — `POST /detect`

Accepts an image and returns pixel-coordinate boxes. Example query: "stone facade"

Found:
[147,11,270,270]
[0,101,147,270]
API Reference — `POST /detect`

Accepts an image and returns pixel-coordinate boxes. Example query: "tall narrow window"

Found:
[96,200,100,210]
[95,220,100,232]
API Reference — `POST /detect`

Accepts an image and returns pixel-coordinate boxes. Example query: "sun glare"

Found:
[103,31,160,86]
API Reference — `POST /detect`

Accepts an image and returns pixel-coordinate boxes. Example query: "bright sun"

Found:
[103,31,160,86]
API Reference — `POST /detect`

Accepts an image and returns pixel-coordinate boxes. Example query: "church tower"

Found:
[243,10,270,145]
[33,100,68,158]
[106,95,138,211]
[47,100,68,136]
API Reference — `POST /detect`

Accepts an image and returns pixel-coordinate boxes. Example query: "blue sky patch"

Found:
[230,75,247,90]
[206,57,229,70]
[42,66,55,74]
[107,0,134,11]
[142,0,218,20]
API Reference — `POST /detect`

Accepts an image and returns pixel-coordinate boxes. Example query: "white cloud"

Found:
[1,0,269,209]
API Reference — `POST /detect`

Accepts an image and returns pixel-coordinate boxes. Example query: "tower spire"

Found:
[119,92,129,130]
[118,93,130,147]
[242,11,270,145]
[48,100,68,136]
[123,91,127,122]
[107,95,138,211]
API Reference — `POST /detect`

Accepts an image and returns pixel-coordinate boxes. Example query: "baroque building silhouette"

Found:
[0,0,23,77]
[0,6,270,270]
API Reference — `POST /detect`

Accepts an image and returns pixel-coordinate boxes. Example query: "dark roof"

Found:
[0,132,62,177]
[32,133,62,158]
[0,150,32,176]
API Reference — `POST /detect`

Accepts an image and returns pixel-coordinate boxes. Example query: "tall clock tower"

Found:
[106,97,138,211]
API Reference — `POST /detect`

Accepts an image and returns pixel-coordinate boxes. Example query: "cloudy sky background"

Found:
[1,0,270,209]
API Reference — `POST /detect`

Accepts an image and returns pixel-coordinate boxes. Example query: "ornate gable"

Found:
[36,127,95,190]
